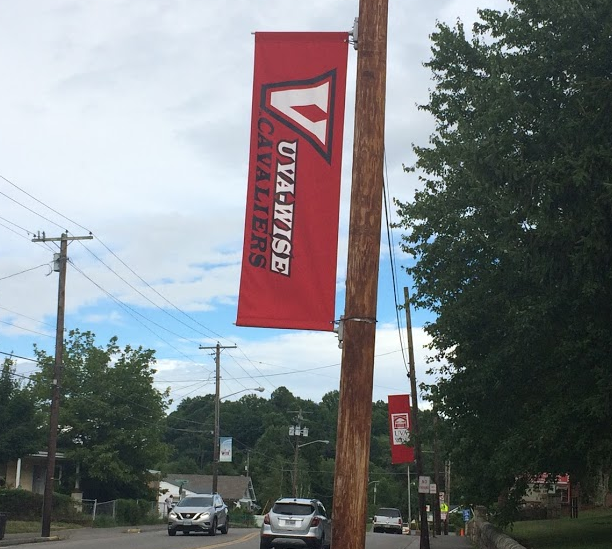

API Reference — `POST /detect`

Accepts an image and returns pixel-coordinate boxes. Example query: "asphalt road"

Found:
[2,526,452,549]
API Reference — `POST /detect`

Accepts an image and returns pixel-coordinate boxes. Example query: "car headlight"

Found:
[169,512,177,519]
[200,512,210,520]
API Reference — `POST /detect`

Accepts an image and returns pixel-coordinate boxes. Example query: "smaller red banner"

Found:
[388,394,414,464]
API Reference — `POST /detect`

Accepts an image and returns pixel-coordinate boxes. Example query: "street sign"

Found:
[463,509,471,522]
[440,503,449,513]
[429,483,437,494]
[418,476,431,494]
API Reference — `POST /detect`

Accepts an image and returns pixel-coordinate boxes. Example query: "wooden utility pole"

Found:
[331,0,388,547]
[433,410,442,535]
[199,343,236,494]
[404,287,430,549]
[32,232,93,538]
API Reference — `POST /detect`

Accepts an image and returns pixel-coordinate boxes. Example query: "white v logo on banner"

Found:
[269,82,330,146]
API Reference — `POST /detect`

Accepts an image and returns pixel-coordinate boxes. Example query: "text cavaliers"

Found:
[249,117,298,276]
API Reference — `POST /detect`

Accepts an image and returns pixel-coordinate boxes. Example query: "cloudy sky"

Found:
[0,0,510,409]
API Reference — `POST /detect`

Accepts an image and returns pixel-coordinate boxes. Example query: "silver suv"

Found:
[167,494,229,536]
[372,507,403,534]
[260,497,331,549]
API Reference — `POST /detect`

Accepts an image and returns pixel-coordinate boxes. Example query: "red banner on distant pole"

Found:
[236,32,349,331]
[388,394,414,464]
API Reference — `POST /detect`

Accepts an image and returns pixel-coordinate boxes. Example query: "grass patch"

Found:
[6,521,85,535]
[505,507,612,549]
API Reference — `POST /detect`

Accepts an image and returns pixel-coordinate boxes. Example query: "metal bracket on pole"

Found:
[333,316,344,348]
[349,17,359,50]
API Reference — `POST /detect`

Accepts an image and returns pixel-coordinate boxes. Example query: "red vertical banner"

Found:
[236,32,349,331]
[388,394,414,464]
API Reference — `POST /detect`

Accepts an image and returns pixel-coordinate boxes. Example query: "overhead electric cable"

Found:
[0,306,59,329]
[75,242,221,340]
[1,173,230,341]
[1,173,280,391]
[0,188,66,231]
[0,350,39,363]
[69,260,208,368]
[0,319,53,338]
[0,263,50,282]
[0,215,35,236]
[383,151,409,375]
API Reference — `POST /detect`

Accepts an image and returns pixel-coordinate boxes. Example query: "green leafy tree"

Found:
[394,0,612,516]
[164,395,215,472]
[0,358,44,468]
[32,330,170,500]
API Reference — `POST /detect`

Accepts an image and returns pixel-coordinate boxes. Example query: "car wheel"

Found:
[308,538,323,549]
[260,538,272,549]
[220,517,229,534]
[209,518,217,536]
[167,529,176,536]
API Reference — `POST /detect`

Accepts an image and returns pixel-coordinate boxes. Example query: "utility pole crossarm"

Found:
[31,235,93,243]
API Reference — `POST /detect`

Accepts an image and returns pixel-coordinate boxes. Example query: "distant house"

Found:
[524,474,571,506]
[158,474,258,512]
[1,452,67,494]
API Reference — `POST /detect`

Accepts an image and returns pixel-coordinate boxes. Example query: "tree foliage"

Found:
[164,388,433,521]
[32,330,170,500]
[394,0,612,513]
[0,358,44,468]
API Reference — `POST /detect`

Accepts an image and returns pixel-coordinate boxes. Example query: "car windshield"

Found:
[273,503,315,516]
[376,508,401,518]
[177,496,213,507]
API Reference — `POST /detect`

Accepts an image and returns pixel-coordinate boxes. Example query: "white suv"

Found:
[260,497,331,549]
[372,507,403,534]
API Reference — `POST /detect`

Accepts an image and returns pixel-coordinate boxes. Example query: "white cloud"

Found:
[1,0,509,407]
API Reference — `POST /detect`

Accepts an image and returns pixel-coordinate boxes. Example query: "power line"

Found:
[0,188,65,231]
[0,214,36,236]
[69,260,209,369]
[0,263,51,281]
[0,319,53,338]
[75,241,222,341]
[0,173,281,393]
[383,150,410,376]
[0,305,59,329]
[0,350,39,363]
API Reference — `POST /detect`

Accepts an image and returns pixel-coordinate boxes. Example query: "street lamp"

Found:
[293,439,329,497]
[213,387,265,494]
[221,387,265,400]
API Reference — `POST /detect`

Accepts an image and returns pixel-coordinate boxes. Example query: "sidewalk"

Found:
[0,533,60,547]
[0,525,166,547]
[429,533,472,548]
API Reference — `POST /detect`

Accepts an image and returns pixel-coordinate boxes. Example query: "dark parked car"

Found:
[167,493,229,536]
[260,497,331,548]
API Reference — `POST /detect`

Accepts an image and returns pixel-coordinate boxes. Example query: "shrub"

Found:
[0,489,90,524]
[229,508,257,527]
[91,515,117,528]
[115,499,160,526]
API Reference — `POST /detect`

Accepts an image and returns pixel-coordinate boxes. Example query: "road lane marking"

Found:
[195,531,259,548]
